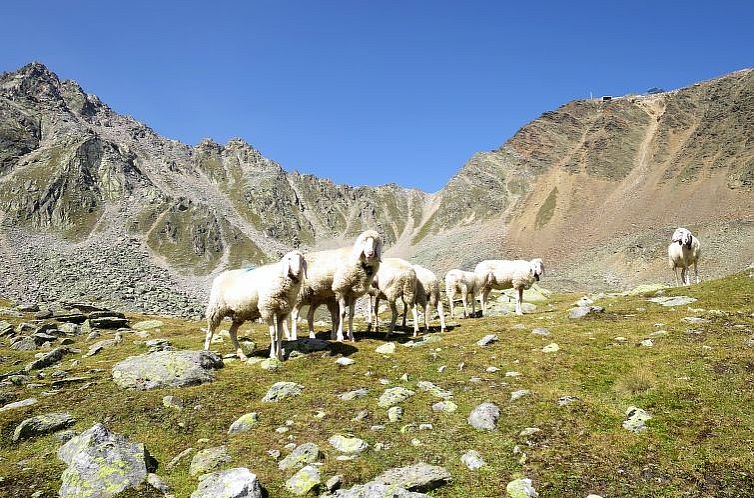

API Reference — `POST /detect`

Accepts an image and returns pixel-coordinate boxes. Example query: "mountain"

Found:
[1,62,752,315]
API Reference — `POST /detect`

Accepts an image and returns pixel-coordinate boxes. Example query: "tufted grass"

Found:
[1,274,753,497]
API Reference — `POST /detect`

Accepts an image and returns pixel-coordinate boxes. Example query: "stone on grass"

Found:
[285,465,321,495]
[623,406,652,433]
[519,427,540,437]
[326,475,343,492]
[477,334,498,346]
[26,346,70,371]
[468,402,500,430]
[541,343,560,353]
[432,400,458,413]
[557,396,581,406]
[228,413,259,435]
[531,327,550,336]
[640,339,654,347]
[511,389,531,401]
[190,446,232,476]
[190,468,263,498]
[339,388,368,401]
[506,478,539,498]
[416,381,452,399]
[329,434,368,455]
[378,387,416,407]
[376,342,396,354]
[163,395,184,410]
[388,406,404,422]
[11,336,36,351]
[461,450,486,470]
[13,412,75,442]
[260,358,283,371]
[372,463,451,492]
[262,382,304,402]
[648,295,697,307]
[0,397,37,413]
[112,350,223,390]
[278,443,322,470]
[132,320,164,331]
[146,473,171,495]
[58,423,155,498]
[336,357,355,366]
[332,482,431,497]
[569,306,604,319]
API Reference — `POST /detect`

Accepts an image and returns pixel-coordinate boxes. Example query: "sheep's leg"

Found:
[422,303,429,332]
[366,295,373,331]
[276,315,285,360]
[516,287,524,315]
[290,304,300,340]
[461,287,469,318]
[387,301,398,338]
[267,319,277,359]
[481,288,491,317]
[282,317,291,342]
[204,314,220,351]
[401,297,408,328]
[447,289,455,318]
[305,304,317,340]
[336,297,347,342]
[438,299,446,332]
[694,262,699,284]
[673,267,679,287]
[347,298,356,342]
[228,320,248,361]
[374,296,381,333]
[411,303,419,337]
[471,290,477,317]
[327,301,340,337]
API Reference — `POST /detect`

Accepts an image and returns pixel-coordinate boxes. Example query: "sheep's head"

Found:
[530,258,545,281]
[672,228,693,248]
[352,230,382,264]
[282,250,307,282]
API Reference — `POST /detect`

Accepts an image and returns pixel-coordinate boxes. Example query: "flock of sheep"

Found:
[204,227,701,360]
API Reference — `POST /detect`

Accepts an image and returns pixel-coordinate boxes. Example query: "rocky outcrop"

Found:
[111,350,223,389]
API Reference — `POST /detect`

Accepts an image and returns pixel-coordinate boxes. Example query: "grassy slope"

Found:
[1,274,753,497]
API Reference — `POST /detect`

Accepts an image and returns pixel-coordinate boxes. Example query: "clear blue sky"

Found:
[2,1,752,192]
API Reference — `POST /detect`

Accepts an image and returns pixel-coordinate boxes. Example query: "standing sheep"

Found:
[412,264,446,333]
[367,257,420,337]
[204,250,307,360]
[445,269,491,319]
[291,230,382,342]
[475,259,544,316]
[668,227,701,286]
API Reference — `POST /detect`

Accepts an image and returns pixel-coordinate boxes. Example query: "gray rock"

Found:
[285,465,321,496]
[329,434,369,454]
[11,336,36,351]
[531,327,550,336]
[506,478,539,497]
[58,323,81,335]
[388,406,404,422]
[262,381,304,402]
[58,423,154,498]
[13,412,75,442]
[375,342,396,354]
[476,334,498,346]
[326,475,343,492]
[89,317,129,329]
[416,381,452,399]
[648,295,697,307]
[0,320,14,336]
[331,482,431,497]
[431,401,458,413]
[146,473,171,494]
[511,389,531,401]
[190,468,263,498]
[284,338,330,355]
[132,320,164,331]
[378,387,416,407]
[336,357,356,366]
[569,306,604,319]
[228,412,259,435]
[111,350,223,390]
[163,395,184,410]
[339,388,369,401]
[541,343,560,353]
[278,442,321,470]
[190,446,232,476]
[25,346,70,371]
[0,397,38,412]
[372,462,451,492]
[557,396,581,406]
[460,450,486,470]
[468,402,500,430]
[623,406,652,433]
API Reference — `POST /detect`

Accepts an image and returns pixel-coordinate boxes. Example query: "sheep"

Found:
[204,250,307,360]
[290,230,382,342]
[444,269,491,319]
[366,257,420,337]
[668,227,701,286]
[475,259,545,315]
[411,264,446,333]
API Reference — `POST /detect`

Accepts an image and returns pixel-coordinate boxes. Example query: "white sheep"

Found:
[412,264,446,333]
[204,250,307,360]
[290,230,382,342]
[475,259,544,315]
[444,269,491,319]
[668,227,701,286]
[366,257,419,337]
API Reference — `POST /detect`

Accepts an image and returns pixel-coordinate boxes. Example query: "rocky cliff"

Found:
[1,62,752,315]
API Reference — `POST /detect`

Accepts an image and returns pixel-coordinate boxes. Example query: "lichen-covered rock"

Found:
[460,450,486,470]
[285,465,321,495]
[339,388,369,401]
[372,463,451,492]
[329,434,369,454]
[623,406,652,433]
[278,443,321,470]
[190,468,263,498]
[25,346,70,370]
[190,446,232,476]
[13,412,75,442]
[378,387,416,407]
[541,343,560,353]
[228,412,259,435]
[431,400,458,413]
[262,381,304,402]
[331,482,431,497]
[57,423,155,498]
[416,381,452,399]
[506,478,538,497]
[468,402,500,430]
[111,350,223,390]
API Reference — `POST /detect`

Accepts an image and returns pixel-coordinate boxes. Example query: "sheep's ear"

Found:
[375,238,382,260]
[301,257,308,279]
[282,255,292,278]
[352,237,366,260]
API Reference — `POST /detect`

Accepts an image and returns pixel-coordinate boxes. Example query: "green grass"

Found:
[535,187,558,229]
[1,274,754,497]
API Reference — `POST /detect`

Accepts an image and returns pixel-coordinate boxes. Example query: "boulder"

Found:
[416,381,452,399]
[476,334,498,347]
[111,350,223,390]
[228,412,259,435]
[278,442,322,470]
[13,412,75,442]
[431,401,458,413]
[58,423,155,498]
[131,319,164,331]
[506,478,539,498]
[468,402,500,430]
[378,387,416,407]
[372,463,451,492]
[623,406,652,433]
[569,306,604,319]
[190,446,232,476]
[329,434,368,455]
[331,482,431,497]
[339,388,369,401]
[26,346,71,371]
[648,295,697,307]
[262,382,304,402]
[89,317,129,329]
[0,397,37,412]
[190,468,263,498]
[375,342,396,354]
[285,465,321,496]
[460,450,486,470]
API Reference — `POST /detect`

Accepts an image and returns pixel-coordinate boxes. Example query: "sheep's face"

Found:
[672,228,693,248]
[353,230,382,263]
[530,259,545,281]
[282,251,307,282]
